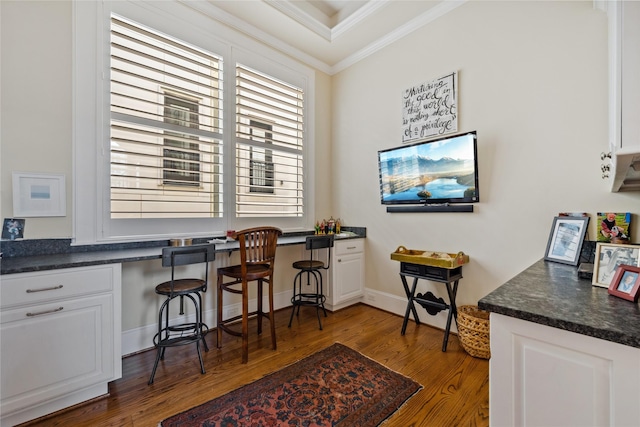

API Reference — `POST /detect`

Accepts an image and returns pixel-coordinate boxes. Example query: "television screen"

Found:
[378,131,479,205]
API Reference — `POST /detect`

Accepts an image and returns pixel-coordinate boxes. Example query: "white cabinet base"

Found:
[1,265,122,427]
[490,313,640,427]
[1,383,109,427]
[327,239,365,310]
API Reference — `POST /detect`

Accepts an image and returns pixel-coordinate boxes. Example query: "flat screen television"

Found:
[378,131,479,206]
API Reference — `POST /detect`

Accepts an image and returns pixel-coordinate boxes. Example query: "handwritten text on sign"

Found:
[402,72,457,143]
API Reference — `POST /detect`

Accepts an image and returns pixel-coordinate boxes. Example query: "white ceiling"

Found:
[200,0,462,74]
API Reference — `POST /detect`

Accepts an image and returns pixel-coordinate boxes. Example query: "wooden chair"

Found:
[288,234,334,330]
[216,226,282,363]
[149,243,216,385]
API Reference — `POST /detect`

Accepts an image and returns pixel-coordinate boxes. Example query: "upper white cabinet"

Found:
[607,1,640,191]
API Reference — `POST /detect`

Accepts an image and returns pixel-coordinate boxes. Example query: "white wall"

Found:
[331,1,640,329]
[0,0,73,237]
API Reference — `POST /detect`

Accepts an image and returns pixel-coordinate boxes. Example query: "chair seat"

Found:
[155,278,206,295]
[217,264,271,281]
[292,260,325,270]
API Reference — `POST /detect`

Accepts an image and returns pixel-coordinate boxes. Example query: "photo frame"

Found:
[608,265,640,302]
[544,216,589,266]
[1,218,25,240]
[596,212,631,243]
[592,243,640,288]
[12,172,66,217]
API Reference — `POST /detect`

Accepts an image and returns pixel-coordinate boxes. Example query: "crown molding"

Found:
[266,0,391,42]
[180,0,333,74]
[331,1,389,41]
[265,0,333,41]
[181,0,466,76]
[330,0,467,74]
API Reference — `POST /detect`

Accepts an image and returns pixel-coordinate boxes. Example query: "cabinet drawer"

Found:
[1,294,115,416]
[1,265,114,309]
[334,239,364,256]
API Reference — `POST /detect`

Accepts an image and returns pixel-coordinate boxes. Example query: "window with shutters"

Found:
[110,15,223,219]
[74,2,314,242]
[235,65,304,217]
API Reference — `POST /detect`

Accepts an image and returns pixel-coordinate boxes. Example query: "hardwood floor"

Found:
[20,304,489,427]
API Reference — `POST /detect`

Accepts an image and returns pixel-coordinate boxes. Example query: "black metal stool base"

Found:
[288,269,327,330]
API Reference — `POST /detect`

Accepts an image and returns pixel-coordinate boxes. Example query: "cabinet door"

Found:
[621,1,640,151]
[333,252,364,304]
[1,294,115,418]
[490,313,640,426]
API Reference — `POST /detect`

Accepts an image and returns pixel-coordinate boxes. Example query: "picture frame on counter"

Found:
[592,242,640,288]
[544,216,589,266]
[607,265,640,302]
[1,218,25,240]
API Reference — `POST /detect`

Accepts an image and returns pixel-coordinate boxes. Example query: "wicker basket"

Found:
[457,305,491,359]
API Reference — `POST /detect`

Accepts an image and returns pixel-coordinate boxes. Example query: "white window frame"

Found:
[73,0,315,244]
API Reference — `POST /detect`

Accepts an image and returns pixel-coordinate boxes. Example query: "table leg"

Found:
[400,275,421,335]
[441,280,460,351]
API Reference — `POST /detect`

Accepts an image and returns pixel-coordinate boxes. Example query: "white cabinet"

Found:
[0,265,122,427]
[607,1,640,191]
[328,239,365,310]
[489,313,640,427]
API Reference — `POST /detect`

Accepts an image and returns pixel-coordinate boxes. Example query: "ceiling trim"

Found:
[330,0,467,74]
[180,0,334,74]
[265,0,332,41]
[180,0,466,76]
[266,0,391,42]
[331,1,390,41]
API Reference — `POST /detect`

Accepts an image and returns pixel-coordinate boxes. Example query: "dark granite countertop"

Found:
[0,228,366,275]
[478,259,640,349]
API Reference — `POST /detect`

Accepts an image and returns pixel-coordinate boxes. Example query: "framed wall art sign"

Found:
[607,265,640,302]
[12,172,66,217]
[544,216,589,266]
[402,72,458,143]
[593,242,640,288]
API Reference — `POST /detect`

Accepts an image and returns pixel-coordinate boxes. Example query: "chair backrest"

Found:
[162,243,216,285]
[305,234,334,268]
[305,234,334,251]
[233,226,282,270]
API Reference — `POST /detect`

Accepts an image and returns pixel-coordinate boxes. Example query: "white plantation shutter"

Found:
[235,65,304,217]
[110,15,224,219]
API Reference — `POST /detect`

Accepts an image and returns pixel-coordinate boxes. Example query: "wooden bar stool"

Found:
[288,234,334,330]
[216,226,282,363]
[148,243,215,385]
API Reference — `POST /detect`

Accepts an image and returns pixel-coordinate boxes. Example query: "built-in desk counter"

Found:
[479,259,640,426]
[478,258,640,348]
[0,228,366,275]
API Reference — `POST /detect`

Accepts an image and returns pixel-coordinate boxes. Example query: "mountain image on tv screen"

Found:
[378,132,478,204]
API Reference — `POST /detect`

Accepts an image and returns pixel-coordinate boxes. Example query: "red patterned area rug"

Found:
[159,342,421,427]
